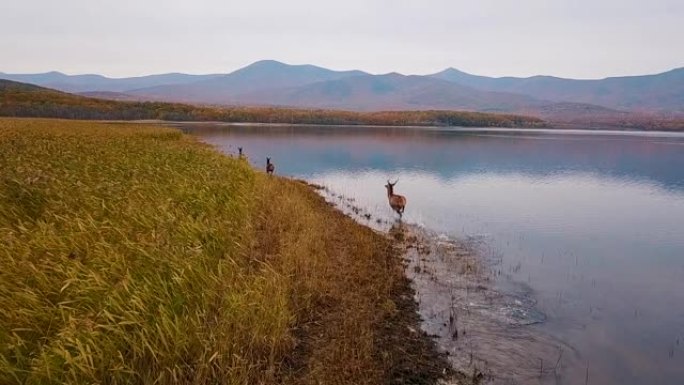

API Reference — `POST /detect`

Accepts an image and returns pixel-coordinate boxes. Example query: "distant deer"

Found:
[385,179,406,217]
[238,147,243,158]
[266,157,275,175]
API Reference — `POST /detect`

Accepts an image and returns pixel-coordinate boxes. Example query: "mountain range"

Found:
[2,60,682,125]
[430,67,684,113]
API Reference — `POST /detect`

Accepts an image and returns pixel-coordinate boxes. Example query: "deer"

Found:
[266,157,275,175]
[385,179,406,217]
[238,147,243,158]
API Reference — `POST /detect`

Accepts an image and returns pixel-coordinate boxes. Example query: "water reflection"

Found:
[184,124,684,385]
[184,124,684,192]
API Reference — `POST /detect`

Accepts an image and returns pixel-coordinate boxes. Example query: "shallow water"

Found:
[183,124,684,385]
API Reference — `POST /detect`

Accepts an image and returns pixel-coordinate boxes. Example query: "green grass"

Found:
[0,118,450,385]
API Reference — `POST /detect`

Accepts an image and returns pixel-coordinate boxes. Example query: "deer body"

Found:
[385,180,406,217]
[266,157,275,175]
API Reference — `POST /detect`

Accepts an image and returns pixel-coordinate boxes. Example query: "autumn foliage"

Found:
[0,79,547,128]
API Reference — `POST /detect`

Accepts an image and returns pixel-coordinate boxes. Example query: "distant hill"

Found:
[430,67,684,113]
[77,91,143,101]
[0,79,547,128]
[0,71,222,93]
[2,60,683,127]
[231,72,545,112]
[127,60,369,103]
[0,79,45,92]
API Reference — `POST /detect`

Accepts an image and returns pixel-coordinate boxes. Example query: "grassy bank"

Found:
[0,118,450,384]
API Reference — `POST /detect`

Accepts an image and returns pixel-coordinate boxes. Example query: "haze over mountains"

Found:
[2,60,682,124]
[0,71,223,93]
[431,67,684,113]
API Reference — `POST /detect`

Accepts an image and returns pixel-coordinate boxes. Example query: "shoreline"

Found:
[6,116,684,134]
[166,119,681,135]
[311,183,579,384]
[0,118,459,385]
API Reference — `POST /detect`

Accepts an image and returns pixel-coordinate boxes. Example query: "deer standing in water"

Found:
[238,147,244,159]
[266,157,275,175]
[385,179,406,217]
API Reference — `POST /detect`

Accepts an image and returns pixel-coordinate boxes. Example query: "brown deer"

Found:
[385,179,406,217]
[266,157,275,175]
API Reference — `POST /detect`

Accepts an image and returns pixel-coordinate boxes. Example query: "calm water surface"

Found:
[183,124,684,385]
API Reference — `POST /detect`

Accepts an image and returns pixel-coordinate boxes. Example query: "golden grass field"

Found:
[0,118,450,385]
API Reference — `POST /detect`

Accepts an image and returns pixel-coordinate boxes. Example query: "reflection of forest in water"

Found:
[184,124,684,191]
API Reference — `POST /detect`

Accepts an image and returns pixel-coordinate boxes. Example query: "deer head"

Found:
[385,179,398,195]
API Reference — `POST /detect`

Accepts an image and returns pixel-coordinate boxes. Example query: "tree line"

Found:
[0,79,547,128]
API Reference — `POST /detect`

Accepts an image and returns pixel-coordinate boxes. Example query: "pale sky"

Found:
[1,0,682,79]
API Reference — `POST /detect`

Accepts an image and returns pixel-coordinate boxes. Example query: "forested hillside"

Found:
[0,79,547,128]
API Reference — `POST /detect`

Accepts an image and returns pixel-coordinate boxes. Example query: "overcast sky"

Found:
[1,0,682,79]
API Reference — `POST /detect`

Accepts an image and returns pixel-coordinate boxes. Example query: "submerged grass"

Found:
[0,118,450,385]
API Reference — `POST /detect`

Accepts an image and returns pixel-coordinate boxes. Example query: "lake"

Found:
[183,123,684,385]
